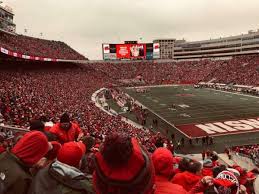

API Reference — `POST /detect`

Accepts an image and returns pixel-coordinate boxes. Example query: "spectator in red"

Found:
[243,171,257,194]
[49,113,84,144]
[201,159,213,177]
[152,147,188,194]
[93,132,155,194]
[211,153,220,167]
[171,160,202,191]
[80,136,96,174]
[0,131,50,194]
[28,141,93,194]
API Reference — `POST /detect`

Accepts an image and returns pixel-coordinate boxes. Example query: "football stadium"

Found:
[0,0,259,193]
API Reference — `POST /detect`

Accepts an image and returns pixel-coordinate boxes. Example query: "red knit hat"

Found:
[93,133,155,194]
[11,131,49,166]
[57,142,85,168]
[152,147,174,177]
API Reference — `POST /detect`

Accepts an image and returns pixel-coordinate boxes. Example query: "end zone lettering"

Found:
[196,118,259,134]
[176,117,259,138]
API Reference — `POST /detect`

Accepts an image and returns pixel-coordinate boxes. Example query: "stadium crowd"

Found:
[0,126,258,194]
[0,38,259,193]
[232,145,259,167]
[90,55,259,86]
[0,31,86,60]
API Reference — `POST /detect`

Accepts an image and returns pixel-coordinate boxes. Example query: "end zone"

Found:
[176,117,259,138]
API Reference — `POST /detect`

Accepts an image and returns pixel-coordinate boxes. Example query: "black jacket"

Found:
[0,151,32,194]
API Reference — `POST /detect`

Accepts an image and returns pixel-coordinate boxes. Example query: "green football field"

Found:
[124,85,259,126]
[118,85,259,153]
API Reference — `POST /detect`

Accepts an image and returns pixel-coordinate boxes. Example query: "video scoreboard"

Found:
[102,42,160,60]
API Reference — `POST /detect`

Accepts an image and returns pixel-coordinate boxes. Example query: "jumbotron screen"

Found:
[102,43,160,60]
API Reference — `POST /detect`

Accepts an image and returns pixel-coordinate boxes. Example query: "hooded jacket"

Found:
[28,161,93,194]
[151,148,188,194]
[171,171,201,191]
[50,123,82,144]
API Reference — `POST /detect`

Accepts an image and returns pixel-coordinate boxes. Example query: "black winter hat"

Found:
[60,113,70,123]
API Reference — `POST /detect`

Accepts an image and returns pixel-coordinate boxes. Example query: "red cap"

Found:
[57,142,85,168]
[12,131,49,166]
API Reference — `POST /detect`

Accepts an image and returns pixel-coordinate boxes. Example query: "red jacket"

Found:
[171,171,202,191]
[49,123,82,144]
[155,175,188,194]
[201,168,213,177]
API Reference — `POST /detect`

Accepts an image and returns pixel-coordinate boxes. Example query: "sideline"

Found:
[125,84,181,89]
[91,88,144,130]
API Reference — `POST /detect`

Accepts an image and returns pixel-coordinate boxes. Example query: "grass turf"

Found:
[124,85,259,125]
[115,85,259,154]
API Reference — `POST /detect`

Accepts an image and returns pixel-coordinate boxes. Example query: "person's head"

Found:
[39,115,48,123]
[213,165,227,178]
[59,113,71,131]
[152,147,174,178]
[178,157,190,172]
[211,154,219,162]
[213,170,240,194]
[11,131,50,167]
[203,159,213,168]
[57,142,85,169]
[101,132,133,167]
[188,160,202,175]
[81,136,95,151]
[93,132,155,194]
[29,120,45,131]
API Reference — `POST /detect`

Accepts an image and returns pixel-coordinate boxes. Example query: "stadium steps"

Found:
[218,154,236,166]
[218,153,257,171]
[186,153,231,167]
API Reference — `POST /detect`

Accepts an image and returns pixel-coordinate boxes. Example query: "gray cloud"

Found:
[4,0,259,59]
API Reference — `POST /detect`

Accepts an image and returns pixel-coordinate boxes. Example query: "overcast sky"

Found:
[3,0,259,59]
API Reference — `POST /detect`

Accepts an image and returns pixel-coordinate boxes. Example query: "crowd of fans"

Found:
[232,145,259,167]
[0,126,258,194]
[0,50,259,193]
[89,55,259,86]
[0,31,86,60]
